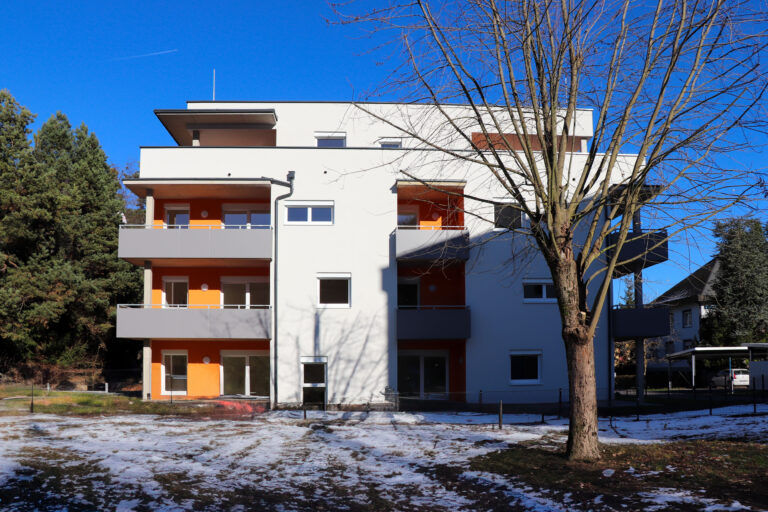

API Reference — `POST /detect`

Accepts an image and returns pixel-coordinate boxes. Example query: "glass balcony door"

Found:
[220,352,270,397]
[163,278,188,307]
[221,279,269,309]
[165,207,190,229]
[397,352,448,399]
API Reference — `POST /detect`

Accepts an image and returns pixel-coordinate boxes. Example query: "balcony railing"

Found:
[395,226,470,261]
[118,224,273,263]
[397,305,471,339]
[116,304,272,340]
[606,229,668,277]
[611,305,670,340]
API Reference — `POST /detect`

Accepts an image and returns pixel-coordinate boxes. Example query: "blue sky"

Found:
[1,1,759,300]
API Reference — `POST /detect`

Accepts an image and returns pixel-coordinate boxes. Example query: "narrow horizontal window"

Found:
[285,202,334,225]
[523,282,557,303]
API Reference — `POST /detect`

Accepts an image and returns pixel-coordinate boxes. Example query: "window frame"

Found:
[219,276,269,309]
[221,203,271,229]
[493,203,524,231]
[522,280,558,303]
[314,131,347,148]
[164,203,190,229]
[284,200,335,226]
[397,350,450,399]
[397,204,420,228]
[301,356,328,407]
[509,350,543,386]
[682,309,693,328]
[379,137,403,149]
[161,350,188,396]
[317,272,351,309]
[219,349,270,398]
[162,276,189,308]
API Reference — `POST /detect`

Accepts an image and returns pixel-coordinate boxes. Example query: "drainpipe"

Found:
[271,171,295,408]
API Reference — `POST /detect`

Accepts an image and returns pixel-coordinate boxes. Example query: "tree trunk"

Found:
[564,336,600,460]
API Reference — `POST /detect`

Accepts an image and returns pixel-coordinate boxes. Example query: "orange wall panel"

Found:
[151,339,270,399]
[398,263,465,306]
[152,267,270,306]
[153,199,269,226]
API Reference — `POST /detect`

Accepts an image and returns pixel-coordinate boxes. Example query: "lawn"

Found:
[0,405,765,511]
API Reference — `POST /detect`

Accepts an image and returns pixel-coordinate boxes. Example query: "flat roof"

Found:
[666,345,768,361]
[154,109,278,146]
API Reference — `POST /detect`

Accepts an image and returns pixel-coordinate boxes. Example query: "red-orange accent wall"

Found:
[398,263,466,306]
[153,199,269,227]
[151,267,270,306]
[151,339,269,399]
[398,339,466,396]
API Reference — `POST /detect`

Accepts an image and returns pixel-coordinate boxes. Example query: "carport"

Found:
[664,345,768,391]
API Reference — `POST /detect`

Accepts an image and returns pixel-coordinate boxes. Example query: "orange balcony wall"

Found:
[152,198,270,228]
[397,186,464,230]
[151,267,270,306]
[151,339,270,400]
[471,132,587,152]
[398,263,466,307]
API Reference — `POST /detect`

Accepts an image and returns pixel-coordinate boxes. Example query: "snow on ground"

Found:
[0,404,765,511]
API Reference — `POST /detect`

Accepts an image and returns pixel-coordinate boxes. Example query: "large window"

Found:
[162,351,188,395]
[165,205,190,229]
[220,277,269,308]
[317,273,351,308]
[522,282,557,303]
[494,204,522,230]
[509,351,542,385]
[285,201,334,225]
[162,277,188,307]
[222,205,270,229]
[220,351,269,397]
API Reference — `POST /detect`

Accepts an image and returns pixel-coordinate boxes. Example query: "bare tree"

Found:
[334,0,768,460]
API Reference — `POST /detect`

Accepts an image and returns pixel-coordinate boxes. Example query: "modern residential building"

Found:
[116,100,667,407]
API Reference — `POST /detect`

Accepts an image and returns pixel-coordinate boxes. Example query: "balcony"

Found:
[397,306,471,340]
[611,306,670,340]
[395,227,470,261]
[118,225,272,266]
[606,230,668,277]
[116,304,272,340]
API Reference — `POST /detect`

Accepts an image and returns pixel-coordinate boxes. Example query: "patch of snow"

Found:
[602,469,614,477]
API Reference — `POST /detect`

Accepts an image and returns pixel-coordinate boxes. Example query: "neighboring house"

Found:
[116,101,663,406]
[649,259,719,368]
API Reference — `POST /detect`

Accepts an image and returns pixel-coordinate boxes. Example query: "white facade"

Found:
[119,101,632,406]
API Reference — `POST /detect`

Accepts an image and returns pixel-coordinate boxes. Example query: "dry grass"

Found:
[471,439,768,509]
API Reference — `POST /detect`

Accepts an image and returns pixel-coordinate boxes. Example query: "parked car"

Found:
[709,369,750,388]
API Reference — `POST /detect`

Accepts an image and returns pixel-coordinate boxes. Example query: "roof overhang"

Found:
[155,109,278,146]
[124,178,272,200]
[666,346,749,361]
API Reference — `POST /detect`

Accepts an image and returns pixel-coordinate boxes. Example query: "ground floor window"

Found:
[301,357,327,408]
[220,351,270,397]
[162,351,188,395]
[509,351,542,385]
[397,351,448,399]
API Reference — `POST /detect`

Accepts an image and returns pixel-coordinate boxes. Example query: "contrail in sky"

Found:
[112,49,178,61]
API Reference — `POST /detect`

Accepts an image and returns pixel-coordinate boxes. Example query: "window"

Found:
[163,277,188,307]
[522,282,557,303]
[379,137,403,149]
[398,279,419,308]
[682,309,692,328]
[315,131,346,148]
[397,352,448,398]
[494,204,523,230]
[318,273,351,308]
[220,351,269,397]
[397,205,419,227]
[509,352,542,385]
[222,205,270,229]
[165,205,190,229]
[285,201,334,225]
[221,277,269,309]
[665,340,675,355]
[301,357,327,407]
[162,351,188,395]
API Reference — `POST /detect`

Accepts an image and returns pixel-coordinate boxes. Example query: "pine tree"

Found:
[704,218,768,345]
[0,92,141,368]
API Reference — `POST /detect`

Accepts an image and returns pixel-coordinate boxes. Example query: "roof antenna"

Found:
[212,68,216,101]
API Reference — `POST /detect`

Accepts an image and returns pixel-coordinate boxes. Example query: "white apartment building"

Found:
[116,101,665,407]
